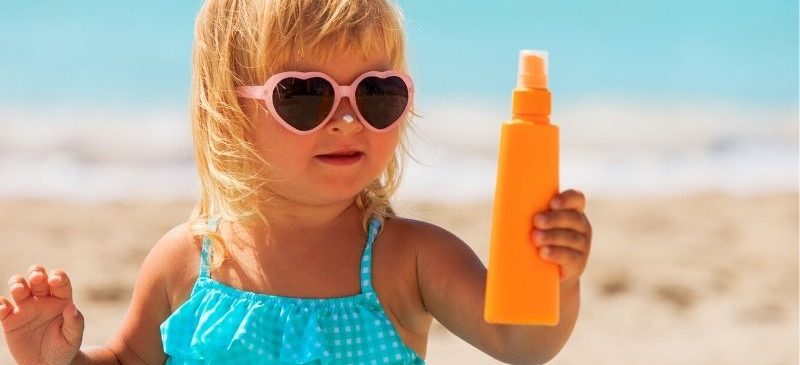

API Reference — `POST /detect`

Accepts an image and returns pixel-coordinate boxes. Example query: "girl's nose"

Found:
[325,99,363,134]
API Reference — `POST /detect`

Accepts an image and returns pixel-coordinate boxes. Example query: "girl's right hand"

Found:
[0,265,84,365]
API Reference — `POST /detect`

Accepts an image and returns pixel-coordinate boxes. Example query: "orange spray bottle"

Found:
[484,50,560,325]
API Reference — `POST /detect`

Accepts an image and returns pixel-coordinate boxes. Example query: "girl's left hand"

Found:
[531,189,592,288]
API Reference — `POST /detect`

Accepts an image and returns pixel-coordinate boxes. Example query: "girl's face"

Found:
[244,53,402,207]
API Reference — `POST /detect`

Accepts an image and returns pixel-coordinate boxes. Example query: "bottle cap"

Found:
[517,50,548,89]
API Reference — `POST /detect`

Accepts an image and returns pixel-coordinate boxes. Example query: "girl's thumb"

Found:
[61,303,85,346]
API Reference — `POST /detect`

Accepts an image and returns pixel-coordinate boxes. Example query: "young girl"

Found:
[0,0,593,364]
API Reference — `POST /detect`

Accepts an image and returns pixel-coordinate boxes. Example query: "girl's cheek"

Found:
[374,132,401,160]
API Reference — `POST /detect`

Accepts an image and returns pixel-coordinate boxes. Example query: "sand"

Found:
[1,192,797,364]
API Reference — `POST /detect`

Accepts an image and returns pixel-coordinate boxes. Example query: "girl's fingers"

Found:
[27,264,51,298]
[534,209,591,233]
[0,296,13,321]
[532,228,590,253]
[7,275,31,305]
[538,245,585,279]
[47,269,73,300]
[550,189,586,212]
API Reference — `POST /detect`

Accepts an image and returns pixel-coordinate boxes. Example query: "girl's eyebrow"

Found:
[366,60,393,71]
[282,59,393,73]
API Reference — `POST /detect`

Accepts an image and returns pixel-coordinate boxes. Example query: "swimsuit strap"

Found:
[198,215,221,278]
[359,217,382,295]
[197,216,382,294]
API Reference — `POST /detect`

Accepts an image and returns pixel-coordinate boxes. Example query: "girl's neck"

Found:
[266,196,359,228]
[234,196,364,249]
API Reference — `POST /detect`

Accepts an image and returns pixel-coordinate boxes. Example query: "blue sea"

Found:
[0,1,797,201]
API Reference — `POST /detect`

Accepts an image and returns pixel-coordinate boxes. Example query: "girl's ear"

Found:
[239,98,262,121]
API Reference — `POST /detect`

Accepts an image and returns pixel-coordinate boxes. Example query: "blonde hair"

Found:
[187,0,413,271]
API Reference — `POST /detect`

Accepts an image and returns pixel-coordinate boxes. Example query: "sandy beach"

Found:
[0,192,797,364]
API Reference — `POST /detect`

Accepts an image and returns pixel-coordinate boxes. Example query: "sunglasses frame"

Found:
[236,70,415,135]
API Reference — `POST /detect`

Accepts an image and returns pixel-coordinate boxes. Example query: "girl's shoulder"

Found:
[368,216,459,340]
[142,222,203,312]
[375,215,481,336]
[102,221,200,364]
[381,215,465,249]
[376,216,470,294]
[381,216,502,359]
[378,215,471,273]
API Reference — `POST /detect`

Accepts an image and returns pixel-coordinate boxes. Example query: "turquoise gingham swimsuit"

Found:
[160,216,426,364]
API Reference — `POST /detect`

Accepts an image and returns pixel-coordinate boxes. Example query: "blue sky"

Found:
[0,0,797,110]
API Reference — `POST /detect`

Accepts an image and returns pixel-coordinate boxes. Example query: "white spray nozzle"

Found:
[517,49,548,89]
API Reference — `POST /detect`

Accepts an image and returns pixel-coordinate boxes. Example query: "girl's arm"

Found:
[413,221,579,365]
[71,223,193,365]
[70,347,121,364]
[494,280,580,364]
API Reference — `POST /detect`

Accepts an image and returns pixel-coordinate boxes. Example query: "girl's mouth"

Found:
[315,151,364,165]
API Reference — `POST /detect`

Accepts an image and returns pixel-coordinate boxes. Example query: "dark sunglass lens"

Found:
[272,77,334,131]
[355,76,409,129]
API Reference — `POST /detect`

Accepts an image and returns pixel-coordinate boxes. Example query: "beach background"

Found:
[1,1,798,364]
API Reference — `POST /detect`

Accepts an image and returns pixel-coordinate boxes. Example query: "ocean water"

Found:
[2,1,797,107]
[400,98,798,201]
[0,98,796,202]
[0,1,797,202]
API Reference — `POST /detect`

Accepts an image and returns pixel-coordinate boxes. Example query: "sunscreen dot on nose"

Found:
[342,114,355,124]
